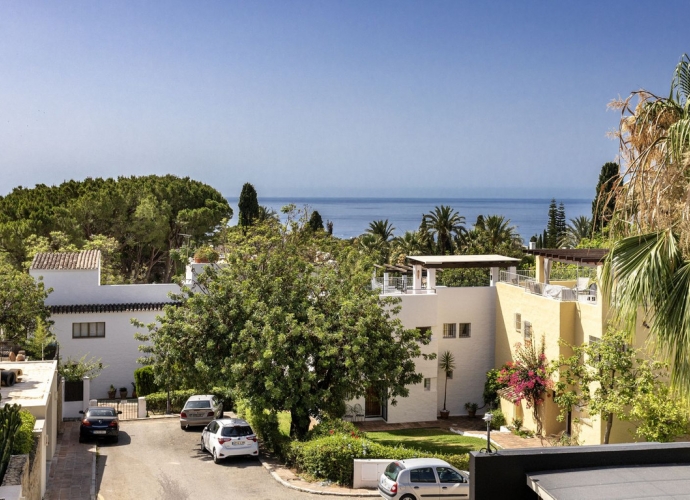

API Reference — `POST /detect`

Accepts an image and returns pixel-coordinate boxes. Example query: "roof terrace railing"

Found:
[499,270,598,304]
[371,276,436,295]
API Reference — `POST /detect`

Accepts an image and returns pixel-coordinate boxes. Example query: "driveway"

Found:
[96,418,366,500]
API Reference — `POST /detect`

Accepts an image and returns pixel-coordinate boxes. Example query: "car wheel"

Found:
[200,438,206,452]
[181,424,188,431]
[78,434,85,444]
[212,448,220,464]
[400,495,416,500]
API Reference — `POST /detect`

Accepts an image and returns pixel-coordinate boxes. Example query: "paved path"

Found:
[45,421,95,500]
[96,418,367,500]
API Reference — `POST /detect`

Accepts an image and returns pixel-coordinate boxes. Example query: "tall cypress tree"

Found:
[238,183,260,229]
[308,210,324,232]
[592,162,620,232]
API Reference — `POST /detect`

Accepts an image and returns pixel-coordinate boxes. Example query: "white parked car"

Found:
[200,418,259,463]
[378,458,469,500]
[180,395,223,430]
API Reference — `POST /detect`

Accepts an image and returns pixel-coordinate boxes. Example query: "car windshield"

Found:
[384,462,403,481]
[221,425,253,437]
[88,409,115,417]
[185,401,211,409]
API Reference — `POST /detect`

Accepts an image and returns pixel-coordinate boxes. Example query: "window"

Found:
[410,467,437,483]
[459,323,471,338]
[515,313,522,332]
[72,322,105,338]
[446,371,453,380]
[443,323,456,338]
[418,326,432,338]
[523,321,532,345]
[424,378,431,391]
[384,462,404,481]
[436,467,465,484]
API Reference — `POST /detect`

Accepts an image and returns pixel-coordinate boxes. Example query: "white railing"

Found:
[371,276,436,295]
[499,271,598,304]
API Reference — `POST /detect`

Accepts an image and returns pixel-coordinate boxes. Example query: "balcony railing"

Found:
[499,271,598,304]
[371,276,436,295]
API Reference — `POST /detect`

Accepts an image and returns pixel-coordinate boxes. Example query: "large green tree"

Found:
[0,260,51,343]
[0,175,232,283]
[136,219,432,439]
[603,54,690,395]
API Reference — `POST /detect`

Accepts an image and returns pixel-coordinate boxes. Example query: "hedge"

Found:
[287,435,470,486]
[133,366,157,397]
[12,410,36,456]
[235,400,291,460]
[145,388,233,414]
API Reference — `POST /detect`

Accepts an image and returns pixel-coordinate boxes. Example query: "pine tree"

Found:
[238,183,260,229]
[308,210,324,232]
[556,202,567,246]
[546,199,558,247]
[537,234,543,249]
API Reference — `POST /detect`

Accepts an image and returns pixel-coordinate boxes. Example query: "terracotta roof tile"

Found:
[30,250,101,270]
[48,302,178,314]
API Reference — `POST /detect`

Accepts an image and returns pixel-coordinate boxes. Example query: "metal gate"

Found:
[96,399,139,420]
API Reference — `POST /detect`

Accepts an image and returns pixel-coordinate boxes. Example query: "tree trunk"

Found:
[290,408,311,441]
[443,374,448,411]
[604,412,613,444]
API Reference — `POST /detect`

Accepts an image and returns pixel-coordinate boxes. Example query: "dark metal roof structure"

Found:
[31,250,101,270]
[48,303,177,314]
[525,248,608,265]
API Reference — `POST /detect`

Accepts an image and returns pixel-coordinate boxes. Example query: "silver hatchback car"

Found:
[180,395,223,430]
[378,458,469,500]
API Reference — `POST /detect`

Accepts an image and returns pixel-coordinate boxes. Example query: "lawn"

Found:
[365,428,488,455]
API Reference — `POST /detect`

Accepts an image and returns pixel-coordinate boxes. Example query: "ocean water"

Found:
[227,197,592,242]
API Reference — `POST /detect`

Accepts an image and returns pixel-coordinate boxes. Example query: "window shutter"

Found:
[515,313,522,332]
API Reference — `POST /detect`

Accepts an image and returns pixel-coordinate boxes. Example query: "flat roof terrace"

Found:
[0,361,57,411]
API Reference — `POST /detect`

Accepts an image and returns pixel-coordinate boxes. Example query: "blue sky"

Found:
[0,1,687,199]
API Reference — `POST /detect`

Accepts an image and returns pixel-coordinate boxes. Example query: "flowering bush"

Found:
[498,338,552,435]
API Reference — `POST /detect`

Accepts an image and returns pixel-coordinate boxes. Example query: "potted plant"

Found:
[131,382,137,398]
[108,385,116,399]
[119,386,128,399]
[465,402,478,418]
[193,246,219,264]
[439,350,455,419]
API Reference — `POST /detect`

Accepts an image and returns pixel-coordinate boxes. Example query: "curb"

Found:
[259,458,378,497]
[90,444,97,500]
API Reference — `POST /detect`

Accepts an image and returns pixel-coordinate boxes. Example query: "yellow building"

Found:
[495,248,649,445]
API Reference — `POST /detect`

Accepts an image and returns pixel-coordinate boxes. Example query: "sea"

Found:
[226,197,592,242]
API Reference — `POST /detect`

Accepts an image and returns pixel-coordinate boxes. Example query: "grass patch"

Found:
[278,411,291,437]
[365,428,487,455]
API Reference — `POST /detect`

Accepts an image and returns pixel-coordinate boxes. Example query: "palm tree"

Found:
[475,214,521,249]
[423,205,466,254]
[439,351,456,413]
[367,219,395,242]
[603,54,690,395]
[559,216,592,248]
[390,231,425,265]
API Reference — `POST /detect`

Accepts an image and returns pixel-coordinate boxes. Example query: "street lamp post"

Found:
[482,412,494,454]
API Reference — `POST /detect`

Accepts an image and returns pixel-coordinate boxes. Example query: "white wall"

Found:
[377,286,496,423]
[31,268,178,306]
[51,309,161,398]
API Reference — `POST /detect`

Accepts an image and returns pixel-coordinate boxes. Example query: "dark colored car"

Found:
[79,407,121,443]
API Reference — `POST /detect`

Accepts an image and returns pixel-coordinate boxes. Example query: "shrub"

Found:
[306,417,364,441]
[12,410,36,455]
[145,387,233,413]
[145,389,197,413]
[133,366,158,397]
[489,408,506,430]
[235,399,290,459]
[287,435,469,486]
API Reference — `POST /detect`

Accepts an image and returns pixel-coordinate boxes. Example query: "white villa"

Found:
[31,247,645,445]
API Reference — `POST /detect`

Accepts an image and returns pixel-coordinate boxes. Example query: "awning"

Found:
[406,255,520,269]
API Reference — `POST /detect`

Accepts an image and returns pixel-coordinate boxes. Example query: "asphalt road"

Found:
[96,418,366,500]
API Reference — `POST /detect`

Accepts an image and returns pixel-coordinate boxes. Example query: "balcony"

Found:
[371,276,436,295]
[499,270,598,304]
